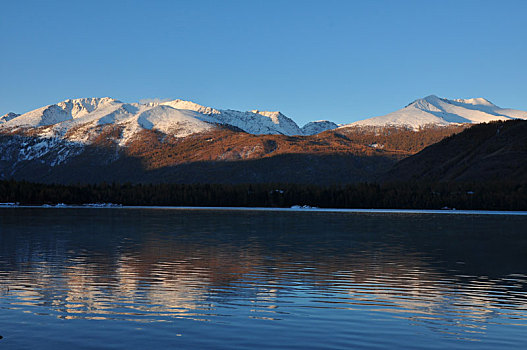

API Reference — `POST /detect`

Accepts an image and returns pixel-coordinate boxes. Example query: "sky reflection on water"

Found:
[0,208,526,349]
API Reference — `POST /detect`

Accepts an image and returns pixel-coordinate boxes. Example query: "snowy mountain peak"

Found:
[62,97,118,104]
[250,110,284,124]
[0,112,20,124]
[301,120,339,135]
[0,96,337,149]
[453,97,495,106]
[159,100,303,135]
[422,94,441,102]
[347,95,527,130]
[56,97,121,118]
[160,99,221,115]
[408,95,445,108]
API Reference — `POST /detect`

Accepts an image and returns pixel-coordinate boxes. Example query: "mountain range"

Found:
[1,95,526,184]
[3,95,527,141]
[0,97,338,145]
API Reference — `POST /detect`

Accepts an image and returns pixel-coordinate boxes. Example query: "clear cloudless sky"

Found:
[1,0,526,125]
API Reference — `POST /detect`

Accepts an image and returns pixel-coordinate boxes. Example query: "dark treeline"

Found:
[1,180,526,211]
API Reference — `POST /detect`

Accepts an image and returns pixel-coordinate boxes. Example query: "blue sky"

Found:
[1,0,526,125]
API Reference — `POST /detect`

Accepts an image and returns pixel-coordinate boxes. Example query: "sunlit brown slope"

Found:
[0,124,467,184]
[124,125,468,169]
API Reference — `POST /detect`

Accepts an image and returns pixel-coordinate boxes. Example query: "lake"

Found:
[0,208,526,349]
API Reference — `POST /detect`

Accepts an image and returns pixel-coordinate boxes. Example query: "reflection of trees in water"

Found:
[0,209,526,338]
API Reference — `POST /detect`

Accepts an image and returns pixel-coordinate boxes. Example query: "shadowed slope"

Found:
[385,120,527,182]
[0,125,467,184]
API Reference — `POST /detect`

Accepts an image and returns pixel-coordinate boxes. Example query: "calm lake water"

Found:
[0,208,526,349]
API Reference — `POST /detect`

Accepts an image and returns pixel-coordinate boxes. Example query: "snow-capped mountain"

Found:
[0,97,346,179]
[346,95,527,129]
[0,98,214,146]
[3,95,526,145]
[0,112,21,123]
[160,99,305,135]
[301,121,339,135]
[3,93,525,185]
[0,97,336,146]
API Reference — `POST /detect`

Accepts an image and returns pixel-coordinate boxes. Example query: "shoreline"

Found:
[1,205,527,215]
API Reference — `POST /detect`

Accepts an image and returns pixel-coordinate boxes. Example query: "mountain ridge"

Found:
[346,95,527,130]
[1,94,525,185]
[3,95,527,139]
[0,97,339,143]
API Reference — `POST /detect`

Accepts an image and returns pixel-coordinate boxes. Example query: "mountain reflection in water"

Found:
[0,208,526,349]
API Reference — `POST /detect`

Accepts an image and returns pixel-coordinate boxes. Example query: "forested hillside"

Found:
[1,124,466,184]
[385,120,527,182]
[1,180,525,211]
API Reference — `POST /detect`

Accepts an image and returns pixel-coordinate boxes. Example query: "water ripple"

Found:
[0,208,526,349]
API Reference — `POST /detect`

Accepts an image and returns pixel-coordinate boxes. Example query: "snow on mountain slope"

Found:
[135,105,215,137]
[8,94,522,146]
[301,121,339,135]
[1,97,319,146]
[347,95,527,129]
[3,98,120,128]
[0,112,20,123]
[161,99,303,135]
